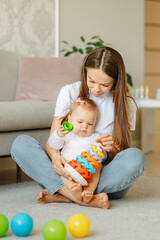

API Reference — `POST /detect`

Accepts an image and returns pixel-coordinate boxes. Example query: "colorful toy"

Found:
[0,214,9,237]
[76,155,96,174]
[67,214,91,238]
[87,148,103,163]
[65,160,91,186]
[90,145,105,159]
[62,121,74,132]
[65,145,104,186]
[11,213,33,237]
[43,220,67,240]
[81,151,99,168]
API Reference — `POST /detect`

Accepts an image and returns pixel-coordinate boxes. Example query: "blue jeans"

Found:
[11,135,145,199]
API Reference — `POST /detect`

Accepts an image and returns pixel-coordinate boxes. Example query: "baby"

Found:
[49,97,107,203]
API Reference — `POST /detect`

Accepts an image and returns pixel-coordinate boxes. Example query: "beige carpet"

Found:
[0,176,160,240]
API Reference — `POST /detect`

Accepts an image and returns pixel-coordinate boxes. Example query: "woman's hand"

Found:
[96,134,115,152]
[53,152,72,181]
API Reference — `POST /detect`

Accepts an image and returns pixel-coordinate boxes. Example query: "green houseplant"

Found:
[60,35,133,89]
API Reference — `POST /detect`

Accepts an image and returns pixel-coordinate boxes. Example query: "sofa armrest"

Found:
[0,100,56,131]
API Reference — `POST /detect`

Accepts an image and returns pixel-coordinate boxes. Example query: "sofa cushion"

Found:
[0,50,19,101]
[0,101,55,131]
[15,55,84,101]
[0,129,50,156]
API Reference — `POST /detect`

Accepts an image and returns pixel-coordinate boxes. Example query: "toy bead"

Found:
[90,145,105,159]
[62,122,74,132]
[81,151,99,168]
[87,148,103,163]
[68,160,91,182]
[65,163,88,186]
[76,156,96,175]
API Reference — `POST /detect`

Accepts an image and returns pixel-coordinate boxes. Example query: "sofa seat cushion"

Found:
[0,101,55,131]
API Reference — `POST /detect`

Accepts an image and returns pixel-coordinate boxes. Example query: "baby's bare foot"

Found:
[70,183,82,201]
[81,190,93,203]
[85,193,110,209]
[37,189,72,204]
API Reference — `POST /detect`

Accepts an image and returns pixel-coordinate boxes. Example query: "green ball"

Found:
[0,214,9,237]
[43,220,67,240]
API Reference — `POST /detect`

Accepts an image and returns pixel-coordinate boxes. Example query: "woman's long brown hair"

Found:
[78,46,131,150]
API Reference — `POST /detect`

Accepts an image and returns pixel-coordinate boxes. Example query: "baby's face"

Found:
[68,106,97,137]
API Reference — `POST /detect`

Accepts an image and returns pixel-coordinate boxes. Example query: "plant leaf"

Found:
[85,47,94,54]
[86,47,93,51]
[94,41,104,47]
[98,38,104,43]
[80,36,85,42]
[59,49,66,53]
[78,48,84,54]
[91,35,99,39]
[87,41,104,47]
[126,73,133,87]
[86,42,96,46]
[72,46,78,52]
[64,52,72,56]
[61,41,68,44]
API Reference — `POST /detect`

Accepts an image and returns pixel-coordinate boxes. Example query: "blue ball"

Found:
[11,213,33,237]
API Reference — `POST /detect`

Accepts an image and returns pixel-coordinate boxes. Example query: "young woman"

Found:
[11,46,145,209]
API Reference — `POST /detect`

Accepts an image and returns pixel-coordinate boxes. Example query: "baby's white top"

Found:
[49,131,104,161]
[54,81,137,135]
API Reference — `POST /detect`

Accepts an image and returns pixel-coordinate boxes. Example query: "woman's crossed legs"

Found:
[11,135,145,209]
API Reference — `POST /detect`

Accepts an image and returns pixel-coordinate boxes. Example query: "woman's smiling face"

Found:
[86,68,115,97]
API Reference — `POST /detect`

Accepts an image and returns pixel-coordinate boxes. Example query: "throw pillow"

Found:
[15,55,84,101]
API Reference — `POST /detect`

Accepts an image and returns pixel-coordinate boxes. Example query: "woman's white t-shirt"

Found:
[54,81,137,135]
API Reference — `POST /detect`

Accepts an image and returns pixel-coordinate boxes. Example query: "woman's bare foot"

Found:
[37,189,72,204]
[81,190,93,203]
[84,193,110,209]
[70,183,82,201]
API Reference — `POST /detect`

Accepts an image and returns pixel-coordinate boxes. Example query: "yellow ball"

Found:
[67,214,90,238]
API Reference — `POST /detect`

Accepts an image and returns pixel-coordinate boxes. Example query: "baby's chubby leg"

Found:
[81,164,103,203]
[61,176,82,201]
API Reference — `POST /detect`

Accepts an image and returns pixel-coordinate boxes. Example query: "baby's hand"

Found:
[57,126,69,138]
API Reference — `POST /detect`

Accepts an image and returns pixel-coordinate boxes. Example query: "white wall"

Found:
[59,0,144,86]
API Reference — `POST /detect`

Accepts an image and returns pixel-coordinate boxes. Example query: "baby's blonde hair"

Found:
[61,97,98,124]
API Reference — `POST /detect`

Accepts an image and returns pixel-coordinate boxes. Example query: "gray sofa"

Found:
[0,50,56,158]
[0,50,84,161]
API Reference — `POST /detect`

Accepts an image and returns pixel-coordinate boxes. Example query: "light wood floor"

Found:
[0,150,159,185]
